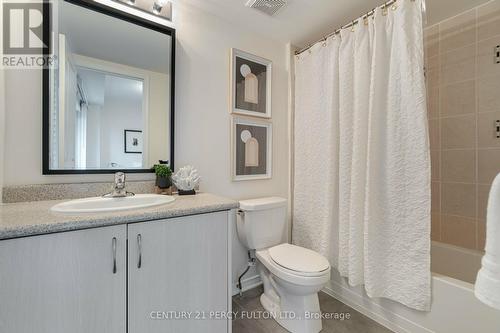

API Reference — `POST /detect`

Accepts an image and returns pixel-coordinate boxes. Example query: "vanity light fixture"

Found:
[114,0,172,21]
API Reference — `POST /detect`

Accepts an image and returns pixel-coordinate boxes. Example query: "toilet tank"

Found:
[237,197,287,250]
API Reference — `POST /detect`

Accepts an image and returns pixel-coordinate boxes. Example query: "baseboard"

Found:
[322,280,433,333]
[232,274,262,296]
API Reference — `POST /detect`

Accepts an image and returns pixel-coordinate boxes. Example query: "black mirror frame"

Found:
[42,0,175,174]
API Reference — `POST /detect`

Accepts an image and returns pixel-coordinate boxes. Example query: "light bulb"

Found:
[152,0,169,14]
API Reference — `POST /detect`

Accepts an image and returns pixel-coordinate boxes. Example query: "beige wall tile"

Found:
[441,182,476,217]
[440,44,475,84]
[441,215,477,249]
[478,149,500,184]
[477,220,486,251]
[431,149,440,181]
[441,115,476,149]
[478,75,500,113]
[431,213,441,241]
[440,80,476,116]
[432,181,441,213]
[426,1,500,253]
[426,55,440,88]
[478,111,500,148]
[478,184,491,219]
[441,149,475,183]
[427,53,440,70]
[425,25,440,58]
[477,0,500,42]
[429,118,440,149]
[477,37,500,78]
[440,9,476,53]
[427,87,439,118]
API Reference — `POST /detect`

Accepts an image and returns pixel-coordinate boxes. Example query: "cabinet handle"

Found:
[137,234,142,269]
[112,237,117,274]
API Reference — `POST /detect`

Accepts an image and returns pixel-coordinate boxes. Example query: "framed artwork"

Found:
[232,117,272,181]
[230,48,272,118]
[124,130,143,154]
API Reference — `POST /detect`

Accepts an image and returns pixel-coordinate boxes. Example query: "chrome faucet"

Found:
[103,172,134,198]
[114,172,126,196]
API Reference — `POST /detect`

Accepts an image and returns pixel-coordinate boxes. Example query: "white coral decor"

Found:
[172,165,200,191]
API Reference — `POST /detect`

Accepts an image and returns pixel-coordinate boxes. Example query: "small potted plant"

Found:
[154,164,172,189]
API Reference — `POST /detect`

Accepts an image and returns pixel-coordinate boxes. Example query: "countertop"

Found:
[0,193,239,240]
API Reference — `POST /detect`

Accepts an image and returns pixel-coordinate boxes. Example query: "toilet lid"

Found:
[268,244,330,273]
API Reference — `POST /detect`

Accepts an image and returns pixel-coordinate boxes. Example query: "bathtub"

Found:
[324,242,500,333]
[430,241,483,284]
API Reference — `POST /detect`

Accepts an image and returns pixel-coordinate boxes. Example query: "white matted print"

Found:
[232,117,272,181]
[230,48,272,118]
[124,130,143,154]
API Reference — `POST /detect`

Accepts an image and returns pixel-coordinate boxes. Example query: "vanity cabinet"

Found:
[0,211,231,333]
[0,225,127,333]
[128,211,229,333]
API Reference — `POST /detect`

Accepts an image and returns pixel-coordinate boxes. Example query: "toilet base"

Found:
[260,292,280,314]
[255,248,330,333]
[259,283,323,333]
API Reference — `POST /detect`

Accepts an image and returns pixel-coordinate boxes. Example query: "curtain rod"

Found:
[295,0,401,56]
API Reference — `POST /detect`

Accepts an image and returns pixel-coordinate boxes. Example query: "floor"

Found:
[232,286,393,333]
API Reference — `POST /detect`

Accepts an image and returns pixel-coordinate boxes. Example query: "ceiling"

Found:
[60,1,172,73]
[179,0,491,48]
[79,68,144,107]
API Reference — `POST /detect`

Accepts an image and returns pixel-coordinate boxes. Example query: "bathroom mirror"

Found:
[43,0,175,174]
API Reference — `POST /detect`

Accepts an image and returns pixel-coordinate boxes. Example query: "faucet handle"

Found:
[115,172,125,188]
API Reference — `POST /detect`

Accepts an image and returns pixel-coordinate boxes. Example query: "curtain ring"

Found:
[391,0,398,11]
[350,20,355,32]
[382,5,388,16]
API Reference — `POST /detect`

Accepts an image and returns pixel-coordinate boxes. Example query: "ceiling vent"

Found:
[245,0,287,16]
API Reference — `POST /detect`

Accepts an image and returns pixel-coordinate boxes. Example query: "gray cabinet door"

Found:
[0,225,127,333]
[128,211,229,333]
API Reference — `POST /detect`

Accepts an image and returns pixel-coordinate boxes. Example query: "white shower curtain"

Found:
[293,0,431,311]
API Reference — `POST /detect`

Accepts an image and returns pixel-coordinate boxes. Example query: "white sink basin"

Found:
[51,194,175,214]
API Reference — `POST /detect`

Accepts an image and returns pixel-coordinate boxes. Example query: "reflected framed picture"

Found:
[230,48,272,118]
[232,117,272,181]
[124,130,143,154]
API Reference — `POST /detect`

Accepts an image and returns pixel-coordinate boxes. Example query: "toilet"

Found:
[237,197,331,333]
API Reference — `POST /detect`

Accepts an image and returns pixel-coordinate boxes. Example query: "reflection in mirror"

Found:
[47,0,173,173]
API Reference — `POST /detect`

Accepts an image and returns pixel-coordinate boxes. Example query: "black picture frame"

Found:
[42,0,176,174]
[124,130,143,154]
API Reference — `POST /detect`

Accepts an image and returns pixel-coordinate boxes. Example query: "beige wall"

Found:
[148,71,170,167]
[425,0,500,251]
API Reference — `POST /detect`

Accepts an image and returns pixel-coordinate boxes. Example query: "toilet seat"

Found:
[256,244,330,286]
[269,243,330,275]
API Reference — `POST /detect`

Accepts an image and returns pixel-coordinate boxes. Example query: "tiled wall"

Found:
[425,0,500,252]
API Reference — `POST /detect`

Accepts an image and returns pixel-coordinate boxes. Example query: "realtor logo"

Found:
[2,1,54,68]
[3,2,51,55]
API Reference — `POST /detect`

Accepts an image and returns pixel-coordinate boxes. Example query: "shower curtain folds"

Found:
[293,0,431,311]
